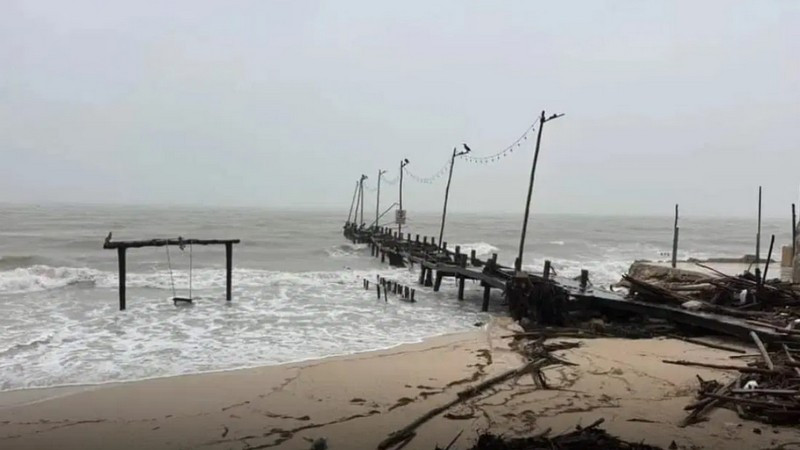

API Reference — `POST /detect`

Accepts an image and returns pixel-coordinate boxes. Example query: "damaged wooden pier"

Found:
[343,223,800,345]
[103,235,240,310]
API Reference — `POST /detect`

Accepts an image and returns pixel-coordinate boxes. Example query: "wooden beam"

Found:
[104,238,240,249]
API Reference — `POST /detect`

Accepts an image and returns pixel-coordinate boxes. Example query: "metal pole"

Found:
[756,186,762,268]
[346,180,358,224]
[672,203,679,268]
[516,111,563,271]
[353,179,362,226]
[437,145,470,249]
[399,159,408,236]
[792,203,796,261]
[376,170,385,230]
[359,175,366,227]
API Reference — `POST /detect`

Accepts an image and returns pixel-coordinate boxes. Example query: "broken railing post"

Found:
[580,269,589,291]
[763,234,775,284]
[118,247,126,311]
[470,249,477,265]
[543,260,551,281]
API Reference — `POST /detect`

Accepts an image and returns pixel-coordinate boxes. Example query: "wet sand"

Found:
[2,318,799,450]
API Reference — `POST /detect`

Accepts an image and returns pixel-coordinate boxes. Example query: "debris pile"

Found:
[673,332,800,426]
[622,262,800,331]
[448,419,662,450]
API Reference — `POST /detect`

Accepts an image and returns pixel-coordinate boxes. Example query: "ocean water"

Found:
[0,204,792,392]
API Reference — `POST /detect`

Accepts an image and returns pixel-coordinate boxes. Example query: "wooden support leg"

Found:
[418,267,426,285]
[425,268,433,287]
[381,251,385,263]
[482,284,491,312]
[225,242,233,301]
[457,275,465,300]
[433,272,443,292]
[118,247,126,311]
[376,284,381,299]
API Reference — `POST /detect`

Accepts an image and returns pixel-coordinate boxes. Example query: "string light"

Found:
[463,121,537,165]
[403,160,452,184]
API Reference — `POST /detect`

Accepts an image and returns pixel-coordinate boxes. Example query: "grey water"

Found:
[0,203,791,391]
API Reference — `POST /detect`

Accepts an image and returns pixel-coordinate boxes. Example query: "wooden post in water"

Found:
[482,284,491,312]
[455,245,461,264]
[516,111,564,271]
[225,242,233,301]
[672,204,679,268]
[543,260,551,281]
[470,249,476,266]
[457,275,465,300]
[580,269,589,291]
[118,247,126,311]
[425,267,433,287]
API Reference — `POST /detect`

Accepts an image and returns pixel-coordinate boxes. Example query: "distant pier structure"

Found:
[103,234,240,311]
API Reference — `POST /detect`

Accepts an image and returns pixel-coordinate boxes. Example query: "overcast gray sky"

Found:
[1,1,798,217]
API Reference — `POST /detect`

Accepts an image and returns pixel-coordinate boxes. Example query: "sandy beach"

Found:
[1,317,798,450]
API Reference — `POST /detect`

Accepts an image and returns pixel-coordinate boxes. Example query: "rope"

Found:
[189,243,193,299]
[165,244,177,298]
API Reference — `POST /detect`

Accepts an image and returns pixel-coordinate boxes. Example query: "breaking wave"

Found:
[0,265,101,294]
[454,242,499,259]
[325,243,368,258]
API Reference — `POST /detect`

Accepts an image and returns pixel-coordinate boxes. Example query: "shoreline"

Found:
[0,326,487,409]
[3,317,800,449]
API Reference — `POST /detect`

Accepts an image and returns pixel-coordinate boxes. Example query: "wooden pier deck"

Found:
[344,223,798,345]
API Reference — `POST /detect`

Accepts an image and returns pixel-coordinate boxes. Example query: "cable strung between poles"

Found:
[403,159,452,184]
[462,121,537,165]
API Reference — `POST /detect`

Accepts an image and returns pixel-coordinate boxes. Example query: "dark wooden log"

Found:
[663,359,778,374]
[434,272,443,292]
[418,267,426,285]
[750,331,774,371]
[482,285,491,312]
[470,249,477,265]
[104,238,240,249]
[425,267,433,287]
[457,275,465,300]
[543,260,551,281]
[580,269,589,290]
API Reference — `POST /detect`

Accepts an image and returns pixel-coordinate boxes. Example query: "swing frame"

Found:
[103,235,241,311]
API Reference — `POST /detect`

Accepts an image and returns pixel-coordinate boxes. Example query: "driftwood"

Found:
[668,335,747,354]
[751,331,775,371]
[662,360,778,375]
[378,359,552,450]
[457,418,663,450]
[680,378,737,427]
